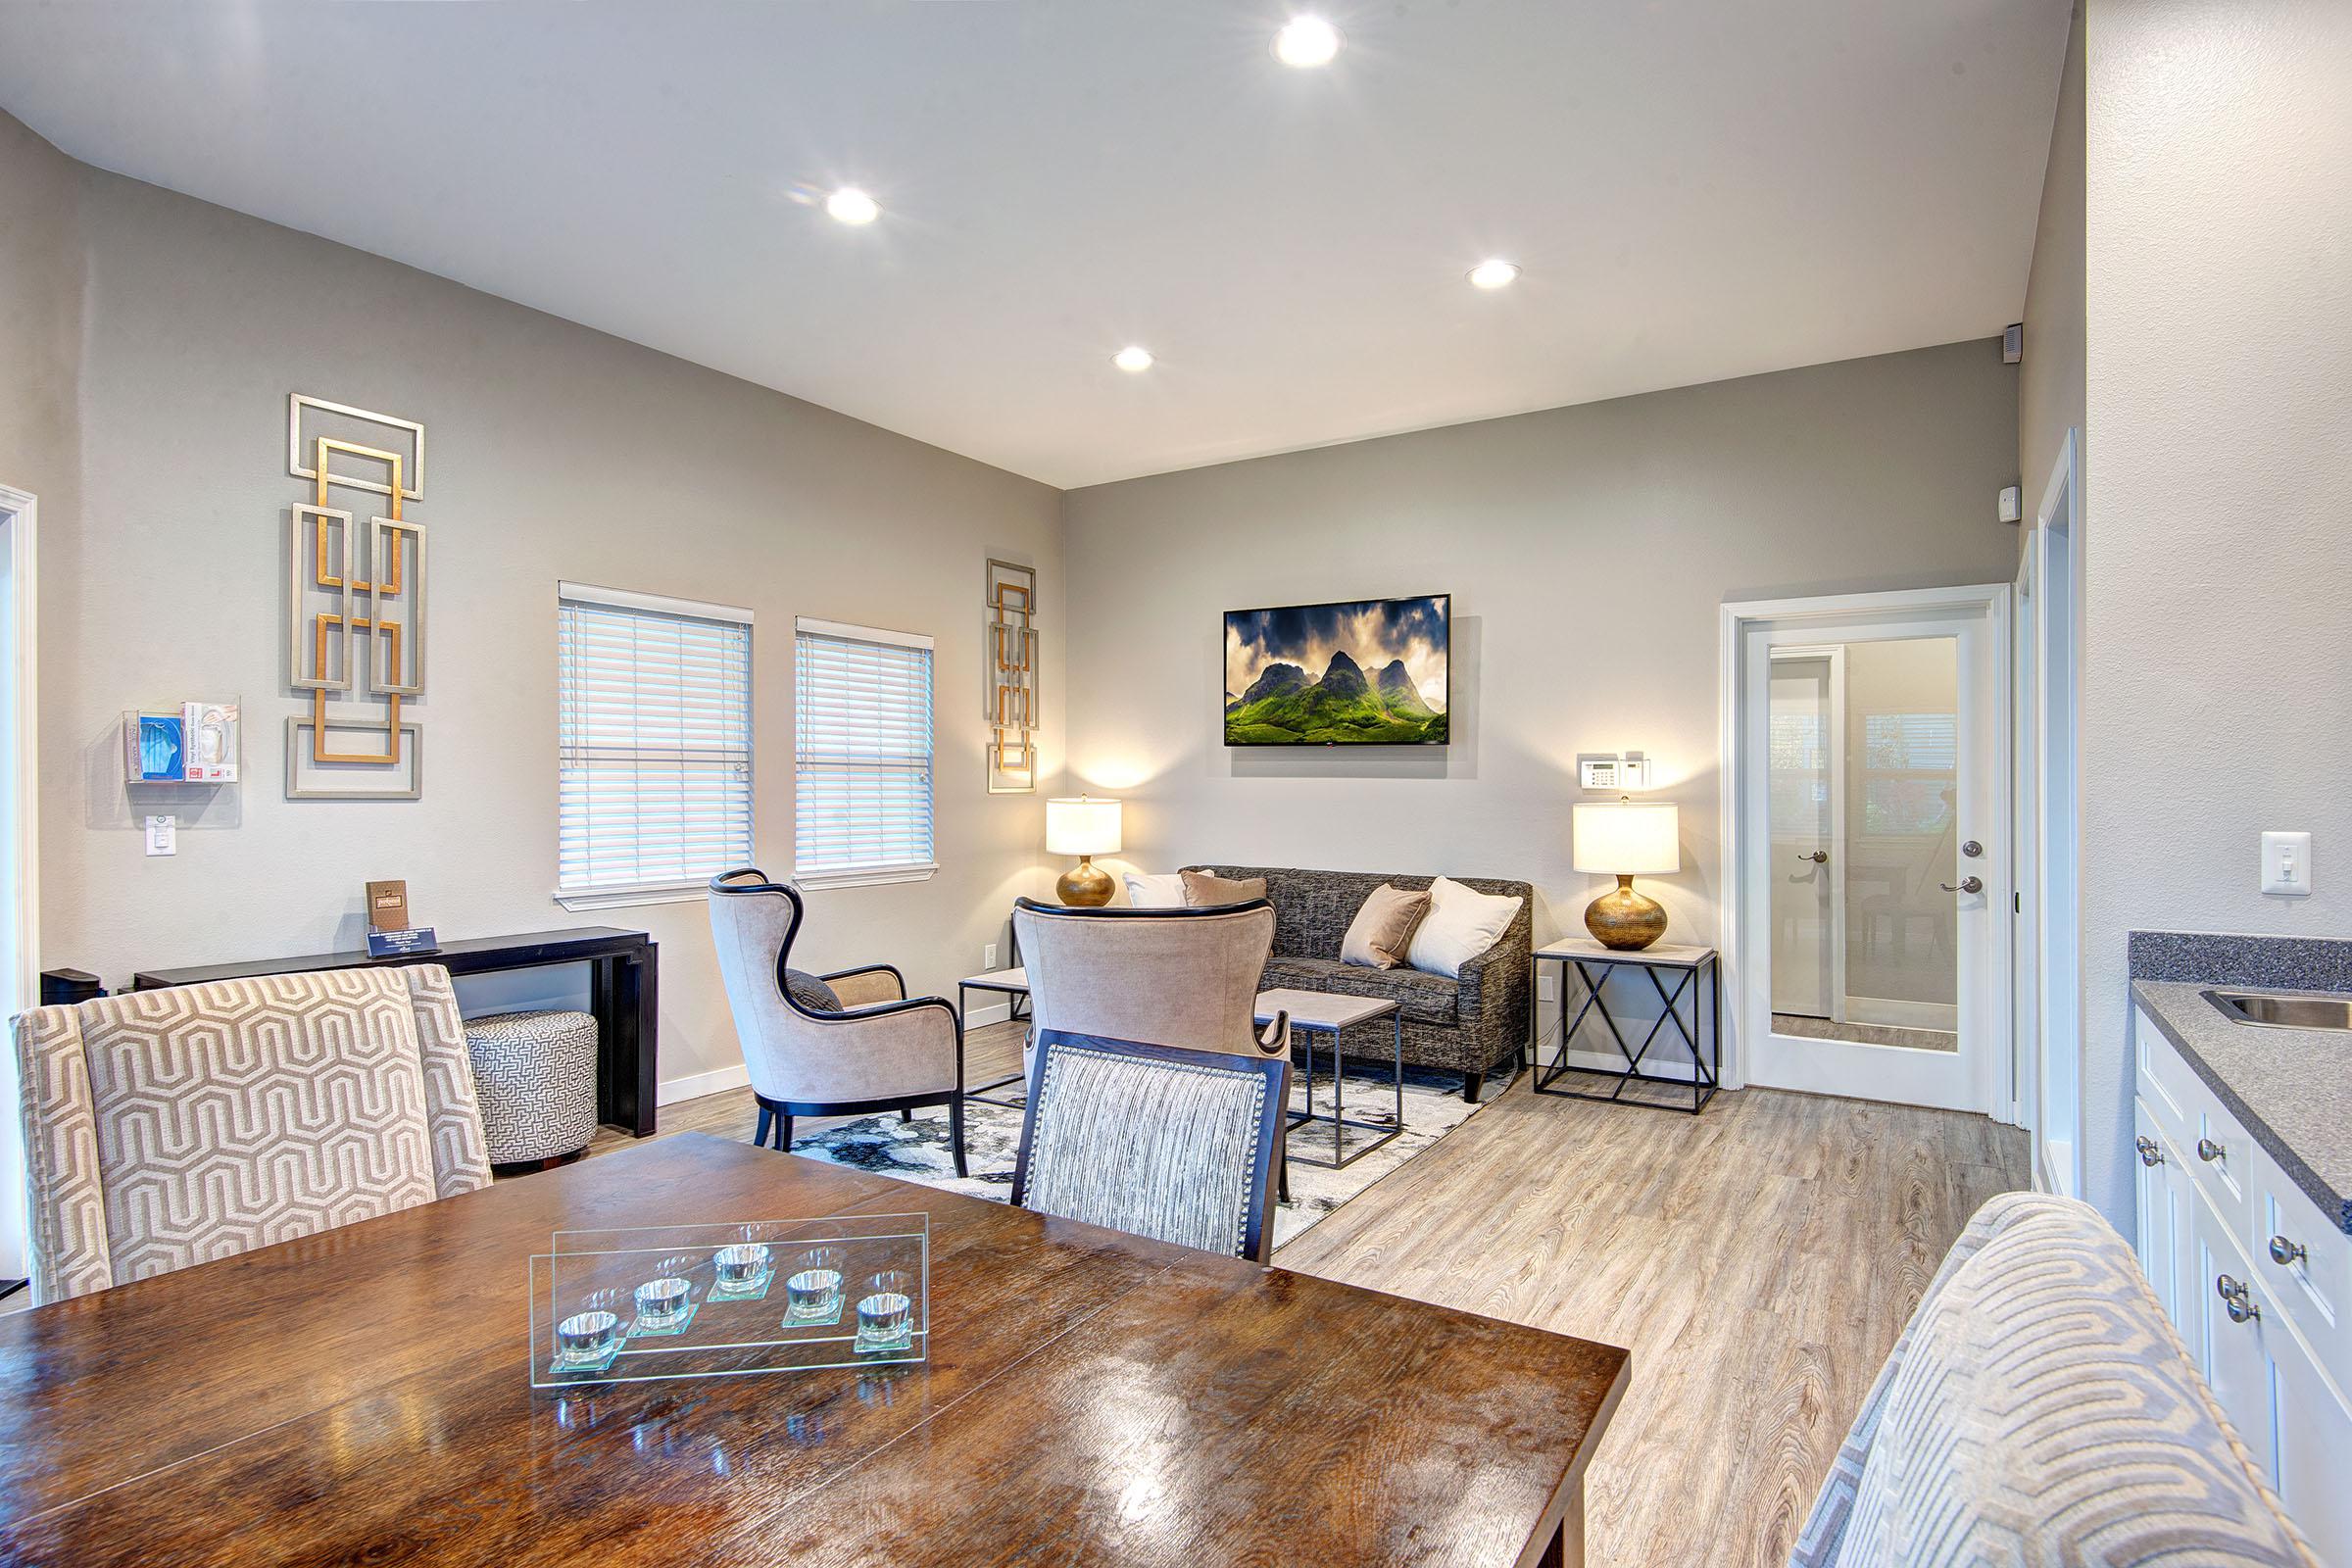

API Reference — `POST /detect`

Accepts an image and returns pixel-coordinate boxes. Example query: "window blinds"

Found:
[557,585,755,895]
[794,618,936,882]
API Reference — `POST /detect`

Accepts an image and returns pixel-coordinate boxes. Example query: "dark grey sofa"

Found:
[1183,864,1534,1101]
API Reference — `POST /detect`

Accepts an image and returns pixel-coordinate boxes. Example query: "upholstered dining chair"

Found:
[12,964,492,1305]
[1011,1033,1289,1263]
[707,868,967,1176]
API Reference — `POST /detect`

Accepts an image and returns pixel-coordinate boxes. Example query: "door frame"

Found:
[1766,644,1848,1023]
[0,482,38,1285]
[1718,582,2014,1115]
[2017,432,2082,1194]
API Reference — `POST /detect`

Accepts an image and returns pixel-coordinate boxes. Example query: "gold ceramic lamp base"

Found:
[1584,874,1667,951]
[1056,856,1115,907]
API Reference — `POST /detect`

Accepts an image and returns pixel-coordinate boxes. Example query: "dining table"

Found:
[0,1132,1628,1566]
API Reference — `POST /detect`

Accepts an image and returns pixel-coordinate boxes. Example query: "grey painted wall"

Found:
[0,108,79,602]
[1062,340,2020,1058]
[2080,0,2352,1223]
[42,166,1064,1094]
[2019,6,2085,511]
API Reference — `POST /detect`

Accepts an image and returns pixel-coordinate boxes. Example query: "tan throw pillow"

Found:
[1181,868,1268,907]
[1341,884,1431,970]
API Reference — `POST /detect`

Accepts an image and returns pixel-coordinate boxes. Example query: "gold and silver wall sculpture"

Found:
[284,394,427,799]
[985,559,1038,794]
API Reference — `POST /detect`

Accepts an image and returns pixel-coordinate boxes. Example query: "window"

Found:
[557,582,754,905]
[794,617,935,887]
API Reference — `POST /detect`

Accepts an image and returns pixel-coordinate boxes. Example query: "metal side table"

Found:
[1255,989,1404,1169]
[956,965,1031,1108]
[1532,939,1720,1113]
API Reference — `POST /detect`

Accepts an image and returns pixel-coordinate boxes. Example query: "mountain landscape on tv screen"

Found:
[1224,596,1447,746]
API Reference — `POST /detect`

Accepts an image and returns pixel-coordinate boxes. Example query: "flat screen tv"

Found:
[1224,593,1449,746]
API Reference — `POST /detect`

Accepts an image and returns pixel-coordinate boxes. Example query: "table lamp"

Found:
[1047,795,1122,906]
[1571,796,1679,950]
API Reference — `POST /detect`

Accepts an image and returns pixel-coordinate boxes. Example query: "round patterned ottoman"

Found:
[464,1008,599,1170]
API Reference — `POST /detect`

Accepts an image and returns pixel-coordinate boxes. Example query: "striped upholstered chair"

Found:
[13,965,491,1304]
[1011,1033,1290,1264]
[1792,1192,2316,1566]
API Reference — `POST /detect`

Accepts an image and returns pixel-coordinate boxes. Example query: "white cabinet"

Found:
[2133,1010,2352,1566]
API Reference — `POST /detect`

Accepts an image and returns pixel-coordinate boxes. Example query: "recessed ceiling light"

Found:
[824,187,880,225]
[1112,346,1155,373]
[1273,16,1343,68]
[1468,259,1521,290]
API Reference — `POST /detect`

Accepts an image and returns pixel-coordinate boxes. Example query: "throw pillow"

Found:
[1340,884,1432,970]
[1123,871,1188,908]
[1405,876,1523,977]
[783,968,842,1012]
[1181,868,1268,907]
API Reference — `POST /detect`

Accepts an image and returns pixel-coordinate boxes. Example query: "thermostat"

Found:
[1578,753,1650,791]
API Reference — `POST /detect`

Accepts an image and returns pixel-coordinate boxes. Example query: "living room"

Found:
[3,3,2350,1565]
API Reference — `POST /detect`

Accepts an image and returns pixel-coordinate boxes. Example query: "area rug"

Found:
[792,1061,1495,1250]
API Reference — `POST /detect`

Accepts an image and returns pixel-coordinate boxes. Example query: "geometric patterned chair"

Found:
[1792,1192,2317,1567]
[11,964,491,1304]
[462,1008,599,1171]
[1010,1032,1290,1265]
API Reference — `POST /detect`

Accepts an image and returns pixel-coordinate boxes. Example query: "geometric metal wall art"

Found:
[984,558,1038,794]
[283,394,428,800]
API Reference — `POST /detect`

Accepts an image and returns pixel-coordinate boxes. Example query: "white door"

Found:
[0,489,31,1285]
[1729,587,2010,1114]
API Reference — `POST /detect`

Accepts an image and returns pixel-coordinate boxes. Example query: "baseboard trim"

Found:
[658,1063,751,1106]
[964,1001,1013,1029]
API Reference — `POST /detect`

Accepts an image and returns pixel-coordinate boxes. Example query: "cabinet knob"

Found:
[2270,1235,2308,1267]
[2136,1136,2164,1167]
[2196,1137,2228,1163]
[2216,1273,2261,1324]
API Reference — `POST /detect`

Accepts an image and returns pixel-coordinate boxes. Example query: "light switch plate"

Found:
[2261,831,2312,897]
[983,943,999,971]
[145,814,176,857]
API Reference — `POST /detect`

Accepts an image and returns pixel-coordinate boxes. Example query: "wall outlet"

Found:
[983,942,999,971]
[1537,971,1557,1004]
[2261,831,2313,897]
[144,814,176,857]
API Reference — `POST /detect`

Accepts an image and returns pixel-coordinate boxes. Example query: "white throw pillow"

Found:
[1406,876,1522,977]
[1122,871,1187,908]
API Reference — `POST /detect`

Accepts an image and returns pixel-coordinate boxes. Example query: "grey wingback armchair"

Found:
[708,869,967,1176]
[1010,898,1290,1058]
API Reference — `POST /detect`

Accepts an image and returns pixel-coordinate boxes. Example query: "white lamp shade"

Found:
[1046,796,1122,857]
[1572,801,1679,875]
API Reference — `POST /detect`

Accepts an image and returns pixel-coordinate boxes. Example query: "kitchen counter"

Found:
[2132,977,2352,1236]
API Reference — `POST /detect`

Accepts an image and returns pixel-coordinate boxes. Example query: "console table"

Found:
[1533,938,1719,1114]
[132,927,659,1138]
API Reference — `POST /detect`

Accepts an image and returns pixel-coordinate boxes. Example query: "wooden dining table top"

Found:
[0,1133,1627,1567]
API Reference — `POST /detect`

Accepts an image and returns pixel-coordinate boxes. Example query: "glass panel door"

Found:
[1739,591,2005,1115]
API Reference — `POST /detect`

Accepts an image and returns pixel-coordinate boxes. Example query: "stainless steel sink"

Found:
[2203,989,2352,1031]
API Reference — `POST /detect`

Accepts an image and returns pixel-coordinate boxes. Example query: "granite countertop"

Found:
[2132,979,2352,1236]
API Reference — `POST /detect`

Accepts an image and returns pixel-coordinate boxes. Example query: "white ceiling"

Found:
[0,1,2070,489]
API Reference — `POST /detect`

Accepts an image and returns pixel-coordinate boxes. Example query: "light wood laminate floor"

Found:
[591,1023,2027,1568]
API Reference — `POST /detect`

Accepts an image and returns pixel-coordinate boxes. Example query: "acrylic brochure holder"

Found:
[529,1215,929,1390]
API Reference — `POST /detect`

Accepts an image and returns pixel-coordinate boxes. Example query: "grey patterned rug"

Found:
[792,1061,1499,1251]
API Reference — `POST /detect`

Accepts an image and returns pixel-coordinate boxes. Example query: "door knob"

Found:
[2136,1135,2164,1167]
[1939,876,1984,895]
[1797,850,1828,864]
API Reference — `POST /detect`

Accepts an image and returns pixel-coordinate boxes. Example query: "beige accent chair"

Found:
[707,869,967,1175]
[14,964,491,1305]
[1010,897,1290,1058]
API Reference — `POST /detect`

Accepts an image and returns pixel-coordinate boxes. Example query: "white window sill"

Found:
[553,884,714,912]
[793,863,939,892]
